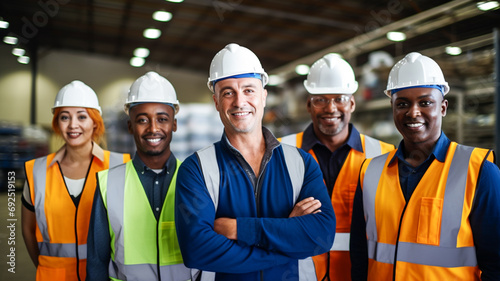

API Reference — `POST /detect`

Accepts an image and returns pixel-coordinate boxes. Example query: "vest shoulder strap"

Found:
[108,151,125,168]
[280,134,298,146]
[196,145,220,210]
[281,143,305,205]
[196,144,305,211]
[363,134,382,159]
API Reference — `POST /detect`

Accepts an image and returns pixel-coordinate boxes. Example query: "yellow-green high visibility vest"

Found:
[98,160,191,281]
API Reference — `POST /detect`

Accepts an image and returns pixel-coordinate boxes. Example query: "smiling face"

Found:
[128,103,177,164]
[213,77,267,137]
[306,94,355,140]
[57,107,96,148]
[391,87,447,147]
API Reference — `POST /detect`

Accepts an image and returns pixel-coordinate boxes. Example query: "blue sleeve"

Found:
[175,155,295,273]
[86,181,111,281]
[470,160,500,281]
[236,150,336,259]
[350,182,368,281]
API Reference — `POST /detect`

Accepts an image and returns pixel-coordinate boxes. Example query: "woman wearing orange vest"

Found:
[21,81,130,281]
[350,53,500,280]
[279,54,394,281]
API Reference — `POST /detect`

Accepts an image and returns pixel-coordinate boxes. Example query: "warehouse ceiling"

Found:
[1,0,499,80]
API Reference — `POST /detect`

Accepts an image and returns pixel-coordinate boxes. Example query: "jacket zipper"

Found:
[254,153,273,281]
[254,155,271,218]
[255,166,266,281]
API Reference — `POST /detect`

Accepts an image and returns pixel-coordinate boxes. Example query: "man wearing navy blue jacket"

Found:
[175,43,336,281]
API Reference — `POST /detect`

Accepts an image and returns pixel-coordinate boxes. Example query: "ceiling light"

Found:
[12,48,25,56]
[166,0,184,3]
[386,31,406,42]
[268,75,284,86]
[143,28,161,39]
[130,57,145,67]
[0,19,9,29]
[133,47,150,58]
[3,36,18,45]
[445,46,462,56]
[295,64,310,76]
[153,11,173,22]
[18,56,30,64]
[477,1,499,11]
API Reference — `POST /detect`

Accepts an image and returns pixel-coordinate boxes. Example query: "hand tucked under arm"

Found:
[214,197,321,241]
[289,197,322,218]
[214,217,237,240]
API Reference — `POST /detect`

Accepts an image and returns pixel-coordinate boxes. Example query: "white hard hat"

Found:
[124,71,179,115]
[207,43,269,92]
[385,52,449,97]
[304,53,358,94]
[52,80,102,114]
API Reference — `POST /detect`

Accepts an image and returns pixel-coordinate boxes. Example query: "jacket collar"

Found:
[389,132,450,166]
[222,126,280,156]
[301,123,363,153]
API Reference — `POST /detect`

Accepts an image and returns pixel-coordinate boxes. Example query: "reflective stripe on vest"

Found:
[280,132,382,253]
[363,144,478,268]
[102,161,190,281]
[330,232,350,251]
[33,157,50,243]
[197,143,304,209]
[280,133,382,159]
[196,143,308,281]
[363,135,382,159]
[280,131,393,281]
[109,151,125,169]
[33,156,88,258]
[280,134,298,146]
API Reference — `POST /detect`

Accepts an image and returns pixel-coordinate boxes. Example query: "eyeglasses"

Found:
[310,96,351,108]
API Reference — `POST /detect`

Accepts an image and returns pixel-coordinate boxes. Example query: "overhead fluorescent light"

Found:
[386,31,406,42]
[130,57,145,67]
[18,56,30,64]
[0,20,9,29]
[143,28,161,39]
[445,46,462,56]
[268,75,284,86]
[134,47,150,58]
[12,48,25,56]
[477,1,499,11]
[295,64,310,76]
[166,0,184,3]
[153,11,173,22]
[3,36,18,45]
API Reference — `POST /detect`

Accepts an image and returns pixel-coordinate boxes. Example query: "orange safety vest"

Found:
[279,131,394,281]
[25,150,129,281]
[360,142,494,281]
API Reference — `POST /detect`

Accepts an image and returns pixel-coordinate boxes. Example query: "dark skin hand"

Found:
[214,197,322,240]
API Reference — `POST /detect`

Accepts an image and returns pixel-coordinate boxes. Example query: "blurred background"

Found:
[0,0,499,277]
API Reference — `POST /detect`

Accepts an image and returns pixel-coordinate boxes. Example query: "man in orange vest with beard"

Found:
[279,54,394,280]
[350,52,500,280]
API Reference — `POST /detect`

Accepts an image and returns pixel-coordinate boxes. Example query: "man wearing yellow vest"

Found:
[350,52,500,280]
[279,53,394,281]
[86,72,196,281]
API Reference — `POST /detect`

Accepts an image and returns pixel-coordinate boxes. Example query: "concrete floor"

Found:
[0,190,36,280]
